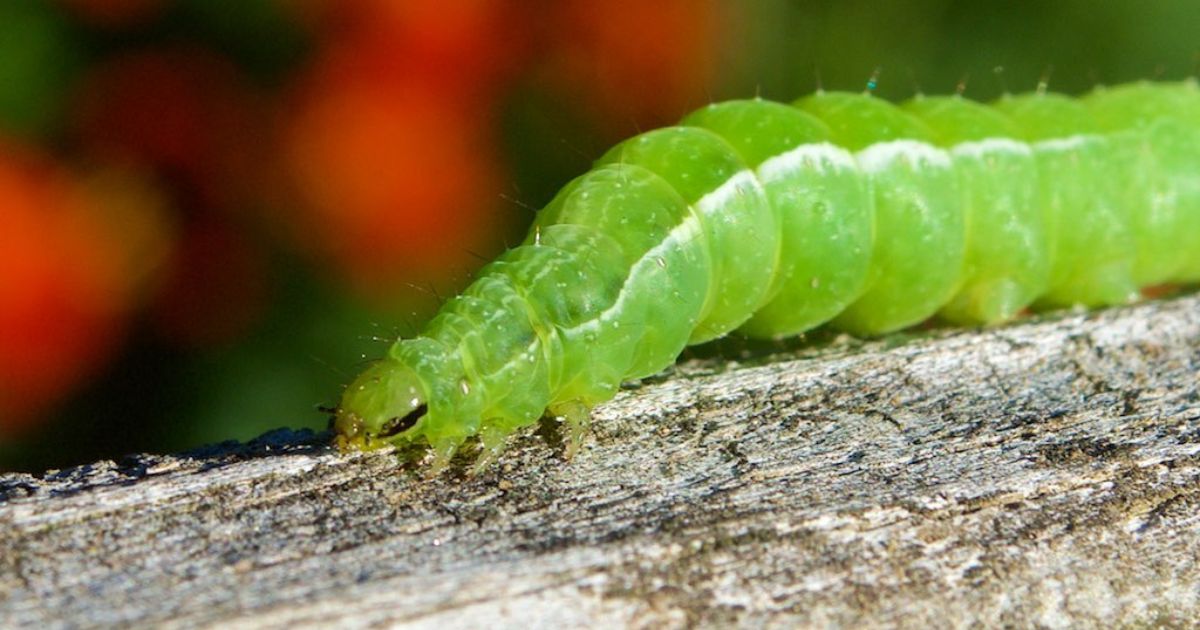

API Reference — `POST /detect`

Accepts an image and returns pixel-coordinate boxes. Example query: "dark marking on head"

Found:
[378,404,428,437]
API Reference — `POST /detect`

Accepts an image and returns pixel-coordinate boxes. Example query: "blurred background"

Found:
[1,0,1197,472]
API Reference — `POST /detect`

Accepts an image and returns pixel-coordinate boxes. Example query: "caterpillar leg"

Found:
[550,400,592,459]
[427,435,466,477]
[471,423,511,475]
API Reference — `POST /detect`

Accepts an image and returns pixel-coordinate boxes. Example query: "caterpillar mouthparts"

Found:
[334,359,428,451]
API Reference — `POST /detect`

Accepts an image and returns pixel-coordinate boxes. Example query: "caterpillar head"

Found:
[334,359,428,451]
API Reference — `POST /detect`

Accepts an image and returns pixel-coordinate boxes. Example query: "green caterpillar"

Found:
[334,80,1200,472]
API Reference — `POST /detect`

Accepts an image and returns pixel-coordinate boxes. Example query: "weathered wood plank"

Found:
[2,294,1199,629]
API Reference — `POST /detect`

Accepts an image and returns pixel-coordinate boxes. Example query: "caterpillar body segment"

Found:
[682,100,873,338]
[796,92,966,335]
[334,80,1200,470]
[1085,82,1200,281]
[994,93,1138,307]
[596,126,779,344]
[902,96,1047,325]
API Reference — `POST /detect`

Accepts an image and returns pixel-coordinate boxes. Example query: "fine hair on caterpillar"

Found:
[333,79,1200,474]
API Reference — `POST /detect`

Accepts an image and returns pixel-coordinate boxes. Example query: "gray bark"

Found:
[1,294,1199,629]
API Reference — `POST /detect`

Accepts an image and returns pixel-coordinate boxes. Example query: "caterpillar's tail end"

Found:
[334,359,428,453]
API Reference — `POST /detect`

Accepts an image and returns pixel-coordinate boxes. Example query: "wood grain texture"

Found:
[2,294,1199,629]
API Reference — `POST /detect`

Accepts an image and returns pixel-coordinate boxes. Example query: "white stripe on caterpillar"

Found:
[856,139,954,172]
[758,142,858,182]
[951,137,1034,159]
[564,213,705,337]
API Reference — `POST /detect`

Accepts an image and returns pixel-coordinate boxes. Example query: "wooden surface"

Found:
[2,294,1199,629]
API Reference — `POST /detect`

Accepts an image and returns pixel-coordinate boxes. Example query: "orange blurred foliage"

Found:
[282,0,523,299]
[0,141,169,433]
[68,46,281,350]
[71,46,270,211]
[280,0,730,303]
[298,0,530,101]
[0,0,736,441]
[286,73,507,297]
[150,212,269,348]
[538,0,726,132]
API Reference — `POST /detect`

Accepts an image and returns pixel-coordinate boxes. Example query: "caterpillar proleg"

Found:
[334,80,1200,471]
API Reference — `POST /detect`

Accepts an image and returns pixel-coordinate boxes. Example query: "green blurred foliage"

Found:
[0,1,81,137]
[170,0,309,83]
[725,0,1199,101]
